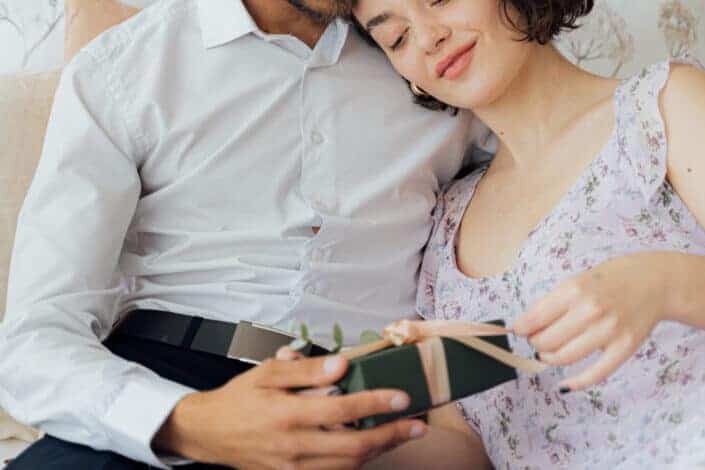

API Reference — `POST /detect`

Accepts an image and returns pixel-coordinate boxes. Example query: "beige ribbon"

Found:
[341,320,547,375]
[383,320,512,345]
[417,337,451,406]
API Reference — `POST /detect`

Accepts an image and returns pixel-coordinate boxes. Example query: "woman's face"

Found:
[353,0,536,109]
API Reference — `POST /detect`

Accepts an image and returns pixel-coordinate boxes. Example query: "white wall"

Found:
[556,0,705,78]
[0,0,156,75]
[0,0,705,76]
[0,0,704,76]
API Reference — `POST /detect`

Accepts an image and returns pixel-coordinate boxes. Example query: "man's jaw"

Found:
[285,0,356,24]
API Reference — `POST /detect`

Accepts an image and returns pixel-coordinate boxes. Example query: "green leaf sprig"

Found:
[288,323,382,354]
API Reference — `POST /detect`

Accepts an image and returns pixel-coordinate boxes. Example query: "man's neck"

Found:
[243,0,328,48]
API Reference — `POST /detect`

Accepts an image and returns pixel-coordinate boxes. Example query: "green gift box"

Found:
[335,327,518,429]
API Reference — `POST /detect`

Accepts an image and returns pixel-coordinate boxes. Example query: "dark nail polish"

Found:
[534,351,541,360]
[559,386,571,395]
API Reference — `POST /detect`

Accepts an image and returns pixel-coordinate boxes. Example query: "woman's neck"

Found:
[472,45,612,170]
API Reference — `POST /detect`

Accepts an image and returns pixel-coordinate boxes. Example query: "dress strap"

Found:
[416,168,485,318]
[614,54,705,203]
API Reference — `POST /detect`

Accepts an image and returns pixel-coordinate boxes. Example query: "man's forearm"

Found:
[153,391,207,463]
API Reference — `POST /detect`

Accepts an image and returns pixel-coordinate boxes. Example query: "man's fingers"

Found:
[296,386,341,398]
[253,355,348,389]
[290,390,412,427]
[276,346,305,361]
[282,419,426,460]
[290,457,361,470]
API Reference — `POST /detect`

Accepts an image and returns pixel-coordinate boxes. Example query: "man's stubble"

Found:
[285,0,356,24]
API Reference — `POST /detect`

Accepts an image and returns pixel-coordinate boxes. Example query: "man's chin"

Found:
[286,0,355,24]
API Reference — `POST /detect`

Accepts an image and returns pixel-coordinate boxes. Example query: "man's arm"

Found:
[0,48,431,470]
[0,51,193,468]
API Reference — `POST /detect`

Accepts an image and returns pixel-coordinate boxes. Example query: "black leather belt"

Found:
[111,309,329,364]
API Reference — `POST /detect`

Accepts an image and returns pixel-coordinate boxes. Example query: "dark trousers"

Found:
[7,332,254,469]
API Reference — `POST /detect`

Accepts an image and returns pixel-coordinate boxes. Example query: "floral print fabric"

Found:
[418,57,705,469]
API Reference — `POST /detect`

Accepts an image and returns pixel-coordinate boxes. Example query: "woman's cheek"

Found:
[397,54,429,88]
[388,56,415,83]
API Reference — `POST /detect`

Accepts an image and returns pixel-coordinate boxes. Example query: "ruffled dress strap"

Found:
[416,183,447,318]
[614,54,705,203]
[416,169,485,318]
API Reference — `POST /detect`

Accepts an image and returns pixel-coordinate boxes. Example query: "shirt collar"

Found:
[197,0,258,49]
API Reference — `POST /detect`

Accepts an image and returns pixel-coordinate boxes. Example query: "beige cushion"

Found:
[0,0,139,446]
[64,0,139,63]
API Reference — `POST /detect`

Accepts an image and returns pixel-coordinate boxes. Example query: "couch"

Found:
[0,1,138,465]
[0,0,703,466]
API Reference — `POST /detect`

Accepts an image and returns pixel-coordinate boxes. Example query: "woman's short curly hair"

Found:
[506,0,594,44]
[352,0,595,112]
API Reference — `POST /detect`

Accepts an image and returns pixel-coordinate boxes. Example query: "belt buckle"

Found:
[227,321,301,365]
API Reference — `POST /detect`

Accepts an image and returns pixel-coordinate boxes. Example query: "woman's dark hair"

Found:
[352,0,594,112]
[504,0,594,44]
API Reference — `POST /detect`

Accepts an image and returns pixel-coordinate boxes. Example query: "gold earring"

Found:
[410,82,429,98]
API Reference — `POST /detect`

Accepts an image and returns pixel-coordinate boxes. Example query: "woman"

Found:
[348,0,705,468]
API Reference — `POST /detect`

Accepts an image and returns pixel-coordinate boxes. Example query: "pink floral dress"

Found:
[418,58,705,469]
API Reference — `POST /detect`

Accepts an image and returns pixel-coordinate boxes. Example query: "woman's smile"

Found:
[436,40,477,79]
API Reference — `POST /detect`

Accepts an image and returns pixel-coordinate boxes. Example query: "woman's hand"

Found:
[512,252,675,393]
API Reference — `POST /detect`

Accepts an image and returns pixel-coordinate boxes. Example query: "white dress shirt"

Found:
[0,0,493,467]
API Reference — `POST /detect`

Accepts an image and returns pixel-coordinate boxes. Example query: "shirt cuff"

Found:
[102,376,196,469]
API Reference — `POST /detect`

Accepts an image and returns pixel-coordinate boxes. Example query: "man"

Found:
[0,0,491,468]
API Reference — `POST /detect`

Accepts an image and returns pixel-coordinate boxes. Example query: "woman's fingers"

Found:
[529,300,605,353]
[513,288,571,336]
[558,333,637,392]
[539,314,617,366]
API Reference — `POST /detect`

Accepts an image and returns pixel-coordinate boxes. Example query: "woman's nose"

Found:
[416,23,451,55]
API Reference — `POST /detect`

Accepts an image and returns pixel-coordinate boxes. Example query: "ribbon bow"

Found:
[341,319,547,375]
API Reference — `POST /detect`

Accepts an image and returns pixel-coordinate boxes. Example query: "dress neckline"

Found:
[448,79,626,284]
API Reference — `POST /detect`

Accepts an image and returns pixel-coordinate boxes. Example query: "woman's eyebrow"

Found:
[366,12,391,31]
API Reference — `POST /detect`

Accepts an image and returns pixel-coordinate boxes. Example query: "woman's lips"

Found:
[436,42,477,80]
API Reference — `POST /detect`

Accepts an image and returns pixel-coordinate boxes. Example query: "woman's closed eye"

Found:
[386,0,452,51]
[389,27,410,51]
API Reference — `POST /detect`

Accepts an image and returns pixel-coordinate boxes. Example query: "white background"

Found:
[1,0,704,77]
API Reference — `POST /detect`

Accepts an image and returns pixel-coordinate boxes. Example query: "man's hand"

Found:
[154,354,427,469]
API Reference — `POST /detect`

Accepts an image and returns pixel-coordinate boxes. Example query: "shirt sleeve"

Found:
[0,51,195,468]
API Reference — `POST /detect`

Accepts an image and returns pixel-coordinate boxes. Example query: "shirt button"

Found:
[311,130,324,145]
[310,249,325,262]
[312,196,327,212]
[305,284,317,295]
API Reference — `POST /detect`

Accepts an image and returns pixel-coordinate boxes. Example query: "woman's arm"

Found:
[363,403,492,470]
[660,63,705,329]
[512,63,705,392]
